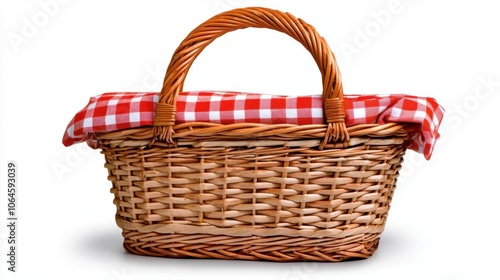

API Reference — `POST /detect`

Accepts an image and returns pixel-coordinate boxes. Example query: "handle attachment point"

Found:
[320,98,349,149]
[154,103,176,143]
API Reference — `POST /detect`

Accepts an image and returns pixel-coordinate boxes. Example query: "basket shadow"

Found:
[76,228,125,259]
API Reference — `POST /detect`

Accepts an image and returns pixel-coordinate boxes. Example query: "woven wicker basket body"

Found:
[97,7,414,262]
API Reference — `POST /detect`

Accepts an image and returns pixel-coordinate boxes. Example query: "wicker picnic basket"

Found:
[97,7,417,262]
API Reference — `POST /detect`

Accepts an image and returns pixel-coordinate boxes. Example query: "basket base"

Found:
[121,229,380,262]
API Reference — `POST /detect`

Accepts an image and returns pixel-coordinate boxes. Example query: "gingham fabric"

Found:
[62,91,444,159]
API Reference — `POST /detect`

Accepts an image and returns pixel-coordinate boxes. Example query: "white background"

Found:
[1,0,499,279]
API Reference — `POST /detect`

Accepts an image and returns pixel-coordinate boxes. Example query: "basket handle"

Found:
[154,7,349,147]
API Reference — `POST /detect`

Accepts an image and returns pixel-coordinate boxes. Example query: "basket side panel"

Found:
[100,127,408,261]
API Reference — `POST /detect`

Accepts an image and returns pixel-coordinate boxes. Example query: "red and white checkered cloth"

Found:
[62,91,444,159]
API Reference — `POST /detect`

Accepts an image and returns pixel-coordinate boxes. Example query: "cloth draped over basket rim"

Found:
[62,6,445,262]
[62,91,444,160]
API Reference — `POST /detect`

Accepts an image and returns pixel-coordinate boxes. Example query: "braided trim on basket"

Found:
[115,215,384,238]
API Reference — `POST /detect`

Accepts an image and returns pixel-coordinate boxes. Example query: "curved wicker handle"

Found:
[154,7,349,146]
